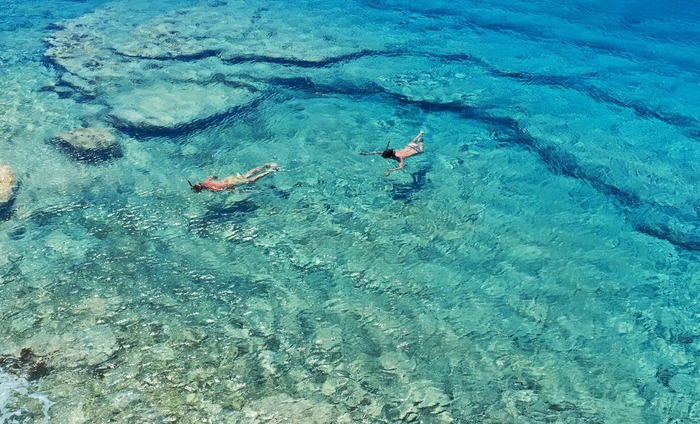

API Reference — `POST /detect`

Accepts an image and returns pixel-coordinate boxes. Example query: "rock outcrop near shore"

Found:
[0,165,17,218]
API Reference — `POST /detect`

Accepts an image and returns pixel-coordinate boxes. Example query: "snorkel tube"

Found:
[188,180,202,192]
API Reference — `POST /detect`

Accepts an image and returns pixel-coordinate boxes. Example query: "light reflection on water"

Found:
[1,0,700,422]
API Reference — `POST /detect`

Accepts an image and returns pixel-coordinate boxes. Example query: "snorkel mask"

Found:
[381,141,394,159]
[188,180,203,193]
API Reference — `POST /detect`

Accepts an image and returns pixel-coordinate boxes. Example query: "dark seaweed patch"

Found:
[0,348,52,381]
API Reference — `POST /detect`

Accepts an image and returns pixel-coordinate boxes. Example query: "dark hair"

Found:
[191,182,203,193]
[381,149,395,159]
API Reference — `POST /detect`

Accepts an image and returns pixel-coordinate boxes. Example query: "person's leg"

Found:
[410,130,424,144]
[406,139,424,154]
[416,132,425,151]
[246,168,276,183]
[243,163,274,178]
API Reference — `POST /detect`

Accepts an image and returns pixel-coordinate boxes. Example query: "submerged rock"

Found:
[0,165,16,203]
[396,380,452,422]
[115,4,399,63]
[107,82,259,134]
[52,127,121,162]
[242,394,343,423]
[0,165,16,218]
[41,1,410,140]
[0,348,52,381]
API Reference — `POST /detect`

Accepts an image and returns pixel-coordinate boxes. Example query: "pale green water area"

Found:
[1,0,700,422]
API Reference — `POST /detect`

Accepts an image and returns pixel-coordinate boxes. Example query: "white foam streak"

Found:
[0,371,53,424]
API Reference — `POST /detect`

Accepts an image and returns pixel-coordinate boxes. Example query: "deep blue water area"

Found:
[1,0,699,422]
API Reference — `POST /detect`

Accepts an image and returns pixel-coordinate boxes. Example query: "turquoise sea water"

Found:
[1,0,700,422]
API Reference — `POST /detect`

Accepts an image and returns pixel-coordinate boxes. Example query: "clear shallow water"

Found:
[1,0,699,422]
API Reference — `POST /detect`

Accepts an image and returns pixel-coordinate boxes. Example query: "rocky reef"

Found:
[0,347,51,382]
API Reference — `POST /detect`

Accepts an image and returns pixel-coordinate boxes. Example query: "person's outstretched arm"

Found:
[385,158,404,176]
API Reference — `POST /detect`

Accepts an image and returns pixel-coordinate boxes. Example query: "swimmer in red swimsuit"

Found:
[190,163,278,193]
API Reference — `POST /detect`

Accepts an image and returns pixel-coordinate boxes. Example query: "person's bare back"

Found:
[362,130,425,176]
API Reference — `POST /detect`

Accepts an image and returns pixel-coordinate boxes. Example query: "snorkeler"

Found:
[189,163,278,192]
[362,130,425,176]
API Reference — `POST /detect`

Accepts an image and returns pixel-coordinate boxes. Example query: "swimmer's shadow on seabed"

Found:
[188,196,258,237]
[187,188,289,238]
[390,166,431,203]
